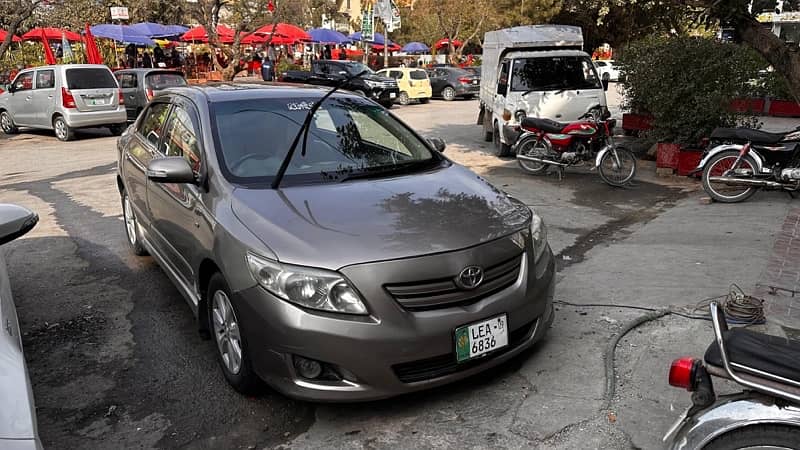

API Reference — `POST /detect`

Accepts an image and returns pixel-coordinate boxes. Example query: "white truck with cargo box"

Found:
[478,25,609,156]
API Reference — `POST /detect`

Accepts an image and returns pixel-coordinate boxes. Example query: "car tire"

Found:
[208,272,262,395]
[109,124,126,136]
[398,91,410,105]
[121,189,148,256]
[442,86,456,101]
[493,121,512,157]
[53,115,74,141]
[0,111,18,135]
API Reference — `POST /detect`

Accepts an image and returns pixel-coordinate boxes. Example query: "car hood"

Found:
[364,74,393,83]
[231,163,531,269]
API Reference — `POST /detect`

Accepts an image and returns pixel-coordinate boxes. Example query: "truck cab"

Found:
[478,25,608,156]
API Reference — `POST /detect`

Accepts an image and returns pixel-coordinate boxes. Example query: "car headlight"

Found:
[365,80,382,88]
[246,253,368,315]
[530,213,547,262]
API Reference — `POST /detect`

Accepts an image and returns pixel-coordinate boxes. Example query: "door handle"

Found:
[25,96,32,101]
[48,95,54,98]
[128,95,135,98]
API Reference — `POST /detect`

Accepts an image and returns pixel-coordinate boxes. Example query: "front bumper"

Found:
[63,107,127,128]
[369,87,400,104]
[235,243,556,402]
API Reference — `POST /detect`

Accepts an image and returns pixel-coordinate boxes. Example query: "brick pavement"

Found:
[756,207,800,332]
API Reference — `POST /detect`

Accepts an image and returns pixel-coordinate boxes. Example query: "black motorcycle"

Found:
[694,126,800,203]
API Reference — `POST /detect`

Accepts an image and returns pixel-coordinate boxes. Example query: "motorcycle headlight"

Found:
[246,253,368,315]
[515,110,527,123]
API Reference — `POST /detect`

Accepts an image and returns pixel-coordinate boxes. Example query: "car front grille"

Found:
[383,254,523,311]
[392,319,537,383]
[376,81,397,89]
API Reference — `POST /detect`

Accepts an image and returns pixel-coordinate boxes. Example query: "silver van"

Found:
[0,64,127,141]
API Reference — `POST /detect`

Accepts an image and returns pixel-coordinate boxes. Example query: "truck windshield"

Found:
[511,56,601,92]
[212,96,437,186]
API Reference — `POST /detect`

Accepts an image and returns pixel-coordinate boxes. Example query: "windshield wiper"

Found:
[337,160,436,182]
[271,69,369,189]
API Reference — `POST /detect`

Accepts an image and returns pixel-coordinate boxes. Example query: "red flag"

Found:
[267,0,275,12]
[83,23,103,64]
[40,28,56,64]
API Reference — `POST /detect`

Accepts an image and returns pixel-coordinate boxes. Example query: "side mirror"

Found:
[427,137,446,153]
[602,79,610,91]
[0,204,38,246]
[146,157,196,184]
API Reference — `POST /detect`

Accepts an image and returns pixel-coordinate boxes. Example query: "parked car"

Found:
[375,67,432,105]
[116,83,555,401]
[0,64,127,141]
[114,69,187,122]
[594,60,621,82]
[463,66,482,77]
[0,204,42,450]
[426,67,480,101]
[281,60,399,108]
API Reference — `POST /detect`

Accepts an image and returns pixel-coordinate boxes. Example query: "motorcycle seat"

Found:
[521,117,567,134]
[710,127,787,145]
[705,327,800,384]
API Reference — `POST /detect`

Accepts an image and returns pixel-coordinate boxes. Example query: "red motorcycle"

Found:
[513,107,637,187]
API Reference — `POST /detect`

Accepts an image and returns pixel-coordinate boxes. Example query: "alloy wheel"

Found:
[54,118,67,140]
[0,112,13,133]
[442,87,456,101]
[212,290,243,375]
[123,195,137,246]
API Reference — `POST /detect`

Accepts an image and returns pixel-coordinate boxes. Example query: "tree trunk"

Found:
[737,16,800,102]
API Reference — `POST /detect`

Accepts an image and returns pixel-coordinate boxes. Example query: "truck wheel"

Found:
[398,92,410,105]
[442,86,456,101]
[705,424,800,450]
[483,114,493,142]
[493,122,512,157]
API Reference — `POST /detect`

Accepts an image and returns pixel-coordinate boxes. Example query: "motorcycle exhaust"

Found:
[707,177,784,188]
[516,154,568,167]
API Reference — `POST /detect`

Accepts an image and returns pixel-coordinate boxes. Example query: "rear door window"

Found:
[145,73,186,90]
[116,73,137,88]
[35,70,55,89]
[65,68,117,90]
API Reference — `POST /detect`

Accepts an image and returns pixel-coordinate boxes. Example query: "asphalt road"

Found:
[1,95,797,449]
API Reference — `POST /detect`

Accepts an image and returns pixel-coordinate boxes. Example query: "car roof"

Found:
[115,68,184,75]
[163,82,358,104]
[19,64,112,72]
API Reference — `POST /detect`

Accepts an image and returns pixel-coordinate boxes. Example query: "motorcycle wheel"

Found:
[702,150,758,203]
[516,136,550,175]
[704,424,800,450]
[598,146,637,187]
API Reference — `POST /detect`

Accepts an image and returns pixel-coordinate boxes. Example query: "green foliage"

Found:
[619,36,767,145]
[275,59,302,75]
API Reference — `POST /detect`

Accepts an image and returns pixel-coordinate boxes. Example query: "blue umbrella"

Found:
[401,42,429,54]
[164,25,189,36]
[91,24,154,45]
[349,31,394,46]
[308,28,352,44]
[129,22,173,38]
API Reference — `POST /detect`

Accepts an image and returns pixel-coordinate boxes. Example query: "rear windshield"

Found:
[65,68,117,90]
[409,70,427,80]
[145,73,187,90]
[511,56,601,92]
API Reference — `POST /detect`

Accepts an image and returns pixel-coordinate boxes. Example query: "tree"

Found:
[0,0,44,60]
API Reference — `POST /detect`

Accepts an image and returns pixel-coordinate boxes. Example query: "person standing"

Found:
[125,43,137,68]
[142,50,153,68]
[260,52,274,81]
[153,44,164,66]
[338,45,347,60]
[323,45,332,60]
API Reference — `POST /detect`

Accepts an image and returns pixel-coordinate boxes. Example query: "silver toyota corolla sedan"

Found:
[116,83,555,401]
[0,204,42,449]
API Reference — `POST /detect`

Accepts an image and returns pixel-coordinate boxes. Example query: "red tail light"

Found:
[669,357,699,391]
[145,88,154,101]
[61,87,76,108]
[458,77,472,84]
[118,89,125,105]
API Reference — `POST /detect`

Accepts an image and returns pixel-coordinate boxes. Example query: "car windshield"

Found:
[511,56,601,92]
[342,62,374,76]
[213,96,437,186]
[65,68,117,89]
[145,73,187,90]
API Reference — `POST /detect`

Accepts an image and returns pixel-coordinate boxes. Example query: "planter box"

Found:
[729,98,765,114]
[622,113,653,135]
[768,100,800,118]
[677,148,703,177]
[656,143,681,169]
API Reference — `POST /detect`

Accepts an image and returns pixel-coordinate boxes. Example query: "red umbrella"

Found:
[180,25,235,43]
[371,43,401,52]
[253,23,311,42]
[22,27,81,41]
[0,29,22,43]
[434,38,462,50]
[39,29,57,64]
[83,23,103,65]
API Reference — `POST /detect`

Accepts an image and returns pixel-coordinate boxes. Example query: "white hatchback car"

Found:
[594,60,621,82]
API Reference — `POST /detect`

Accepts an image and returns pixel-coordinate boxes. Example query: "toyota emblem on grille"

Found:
[456,266,484,290]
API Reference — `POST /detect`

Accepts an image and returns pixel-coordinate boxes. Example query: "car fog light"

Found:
[294,356,323,379]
